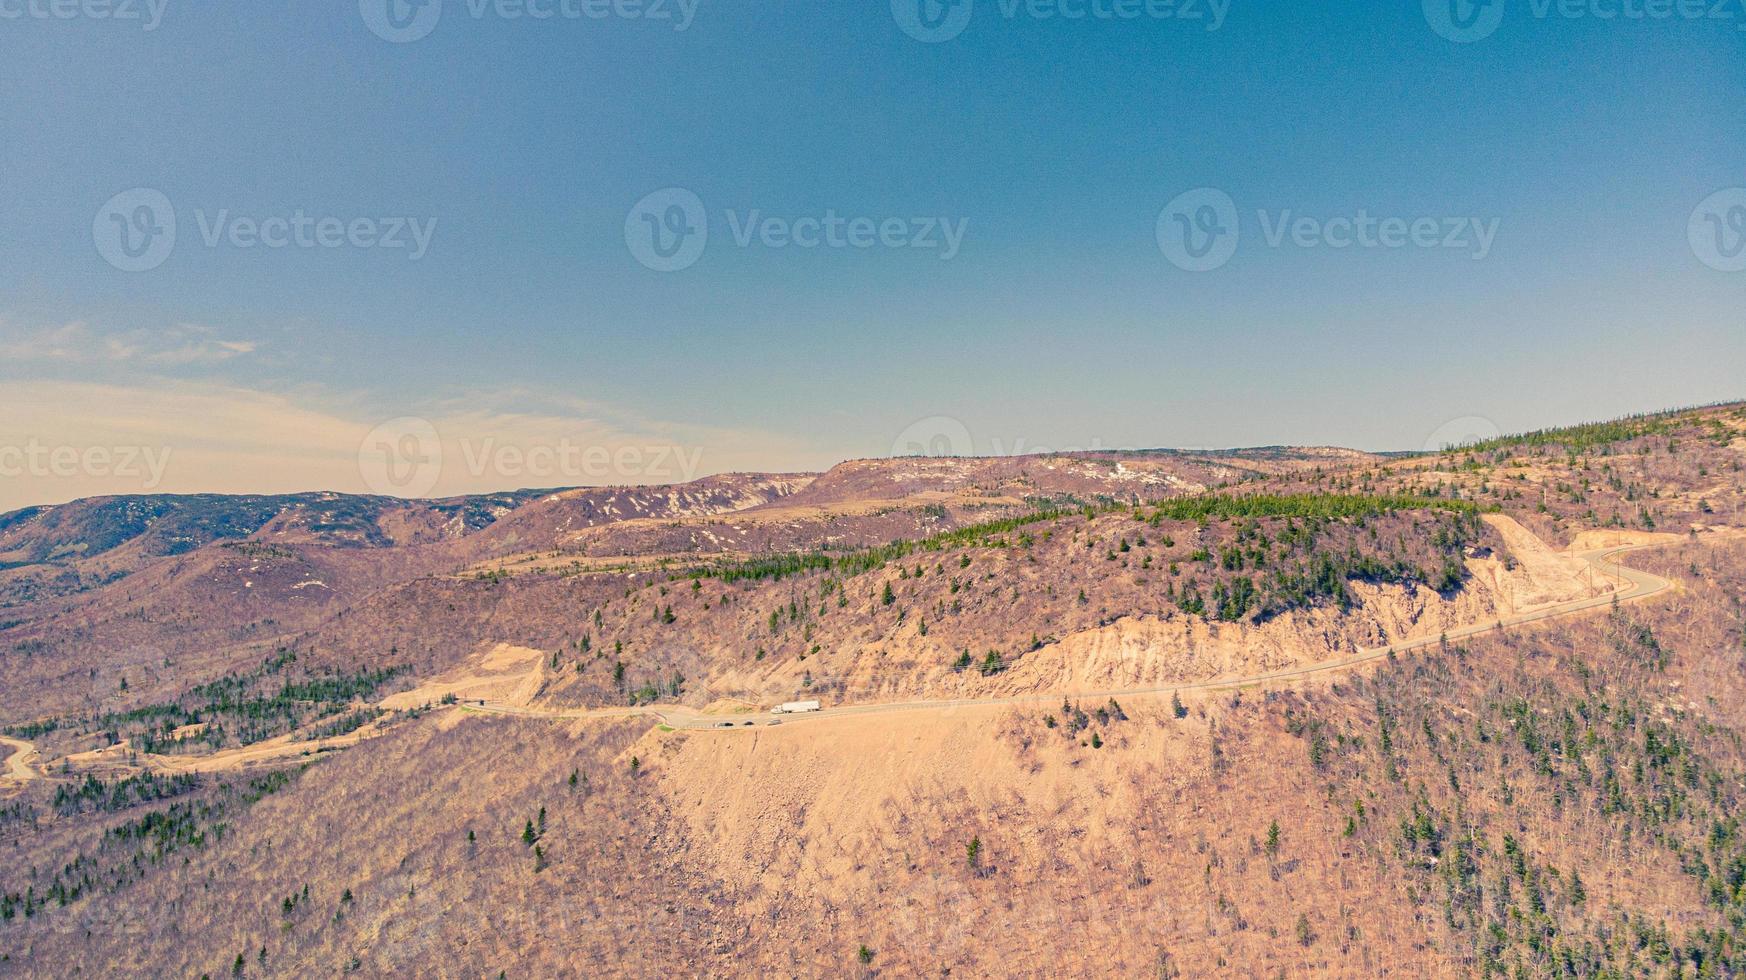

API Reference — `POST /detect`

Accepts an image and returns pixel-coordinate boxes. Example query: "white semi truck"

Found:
[771,700,822,715]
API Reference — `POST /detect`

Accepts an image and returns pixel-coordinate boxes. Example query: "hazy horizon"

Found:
[4,395,1743,513]
[3,1,1742,510]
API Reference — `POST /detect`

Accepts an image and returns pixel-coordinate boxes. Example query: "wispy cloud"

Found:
[0,321,259,367]
[0,378,826,511]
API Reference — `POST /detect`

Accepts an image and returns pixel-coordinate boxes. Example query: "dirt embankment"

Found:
[640,701,1446,975]
[1567,528,1687,552]
[379,643,549,711]
[693,518,1602,705]
[0,735,41,791]
[1466,514,1600,612]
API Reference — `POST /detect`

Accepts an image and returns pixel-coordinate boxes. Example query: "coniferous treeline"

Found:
[1284,609,1746,975]
[80,652,406,753]
[1442,403,1736,455]
[51,771,201,817]
[2,769,299,922]
[1146,493,1478,524]
[683,493,1478,589]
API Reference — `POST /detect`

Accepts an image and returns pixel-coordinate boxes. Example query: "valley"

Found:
[1,404,1744,977]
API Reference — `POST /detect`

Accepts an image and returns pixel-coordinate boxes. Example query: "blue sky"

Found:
[1,0,1742,505]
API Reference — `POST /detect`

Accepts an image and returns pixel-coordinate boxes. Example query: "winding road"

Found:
[0,735,43,789]
[0,535,1692,789]
[466,538,1680,732]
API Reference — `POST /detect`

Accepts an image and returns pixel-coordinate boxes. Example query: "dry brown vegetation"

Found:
[0,404,1743,977]
[4,535,1742,976]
